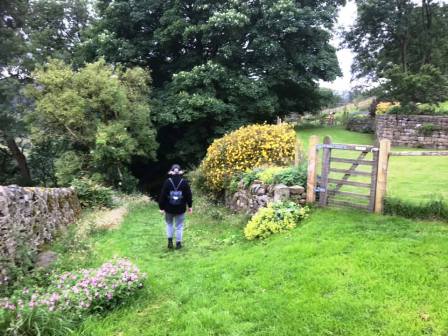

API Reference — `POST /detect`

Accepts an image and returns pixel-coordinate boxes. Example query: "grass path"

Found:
[296,127,448,202]
[74,203,448,335]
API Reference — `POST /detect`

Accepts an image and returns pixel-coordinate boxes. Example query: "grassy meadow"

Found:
[70,202,448,335]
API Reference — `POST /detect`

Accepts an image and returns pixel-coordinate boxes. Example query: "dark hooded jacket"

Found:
[158,175,193,215]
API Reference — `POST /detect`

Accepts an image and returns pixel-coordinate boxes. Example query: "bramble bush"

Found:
[244,201,309,240]
[71,177,114,208]
[201,123,298,193]
[0,258,146,336]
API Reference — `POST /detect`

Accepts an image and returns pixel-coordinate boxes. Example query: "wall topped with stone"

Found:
[376,115,448,149]
[345,116,374,134]
[0,186,81,283]
[226,180,306,214]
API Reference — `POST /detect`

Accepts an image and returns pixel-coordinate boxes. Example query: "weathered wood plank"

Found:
[322,143,376,151]
[306,135,320,204]
[329,168,371,176]
[319,136,332,207]
[328,178,371,188]
[390,151,448,157]
[375,139,391,214]
[329,200,370,210]
[331,157,375,166]
[369,150,379,212]
[328,190,370,199]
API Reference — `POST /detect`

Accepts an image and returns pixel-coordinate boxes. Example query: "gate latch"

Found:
[315,187,326,193]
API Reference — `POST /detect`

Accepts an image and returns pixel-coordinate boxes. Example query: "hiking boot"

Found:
[167,238,174,249]
[175,241,182,250]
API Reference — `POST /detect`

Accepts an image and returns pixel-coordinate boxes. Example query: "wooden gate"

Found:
[316,137,380,212]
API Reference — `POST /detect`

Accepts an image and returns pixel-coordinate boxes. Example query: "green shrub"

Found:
[257,166,285,184]
[271,164,307,187]
[418,123,441,136]
[244,201,309,240]
[241,169,261,188]
[117,169,139,194]
[71,178,114,208]
[384,197,448,221]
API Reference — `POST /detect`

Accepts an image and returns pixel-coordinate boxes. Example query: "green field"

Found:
[297,127,448,203]
[72,203,448,335]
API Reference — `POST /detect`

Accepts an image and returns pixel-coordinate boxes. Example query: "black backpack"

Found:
[168,178,184,205]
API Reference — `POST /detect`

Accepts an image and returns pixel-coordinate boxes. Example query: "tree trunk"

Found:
[421,0,433,65]
[5,137,32,186]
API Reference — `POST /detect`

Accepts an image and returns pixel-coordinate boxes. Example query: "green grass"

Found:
[70,203,448,335]
[297,127,374,149]
[297,127,448,203]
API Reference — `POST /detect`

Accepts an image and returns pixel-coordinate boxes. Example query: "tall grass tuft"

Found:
[384,196,448,221]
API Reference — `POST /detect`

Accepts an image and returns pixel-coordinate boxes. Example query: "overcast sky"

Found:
[324,0,448,91]
[321,1,357,92]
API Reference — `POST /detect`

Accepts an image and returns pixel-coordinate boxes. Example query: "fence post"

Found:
[374,139,391,214]
[319,136,332,207]
[306,135,320,204]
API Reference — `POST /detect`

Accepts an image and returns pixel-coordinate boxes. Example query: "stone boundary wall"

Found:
[345,116,374,134]
[226,180,306,214]
[0,186,81,281]
[376,115,448,149]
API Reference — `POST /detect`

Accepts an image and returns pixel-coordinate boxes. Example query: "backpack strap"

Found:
[169,178,183,191]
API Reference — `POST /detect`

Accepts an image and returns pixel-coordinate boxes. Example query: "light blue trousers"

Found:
[165,212,185,242]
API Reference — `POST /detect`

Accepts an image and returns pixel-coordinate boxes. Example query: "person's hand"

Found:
[188,207,193,214]
[159,210,165,214]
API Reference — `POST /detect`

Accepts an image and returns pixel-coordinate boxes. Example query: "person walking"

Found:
[158,164,193,250]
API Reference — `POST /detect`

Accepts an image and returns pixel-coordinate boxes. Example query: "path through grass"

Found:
[73,203,448,335]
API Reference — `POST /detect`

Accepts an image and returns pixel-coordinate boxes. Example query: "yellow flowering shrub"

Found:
[244,201,309,240]
[376,102,400,115]
[201,123,298,192]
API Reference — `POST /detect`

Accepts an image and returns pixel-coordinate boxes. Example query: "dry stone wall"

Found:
[0,186,81,283]
[376,115,448,148]
[226,180,306,214]
[345,117,374,134]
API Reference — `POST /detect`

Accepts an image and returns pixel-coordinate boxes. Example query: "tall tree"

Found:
[344,0,448,79]
[26,59,158,190]
[79,0,346,162]
[0,0,91,185]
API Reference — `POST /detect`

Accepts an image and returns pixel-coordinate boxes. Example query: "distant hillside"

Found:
[322,97,374,115]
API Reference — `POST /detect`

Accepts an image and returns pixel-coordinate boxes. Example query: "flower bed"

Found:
[0,259,146,335]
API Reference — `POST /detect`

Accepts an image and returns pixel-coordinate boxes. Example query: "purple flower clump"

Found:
[0,258,146,316]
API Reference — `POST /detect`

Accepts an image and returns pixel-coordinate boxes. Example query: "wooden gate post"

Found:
[306,135,320,204]
[319,136,332,207]
[374,139,391,214]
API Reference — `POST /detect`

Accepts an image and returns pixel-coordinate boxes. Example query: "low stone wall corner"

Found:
[0,185,81,282]
[226,180,306,214]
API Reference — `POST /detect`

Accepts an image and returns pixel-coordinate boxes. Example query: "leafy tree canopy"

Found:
[345,0,448,111]
[345,0,448,79]
[0,0,91,185]
[26,59,158,189]
[79,0,346,162]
